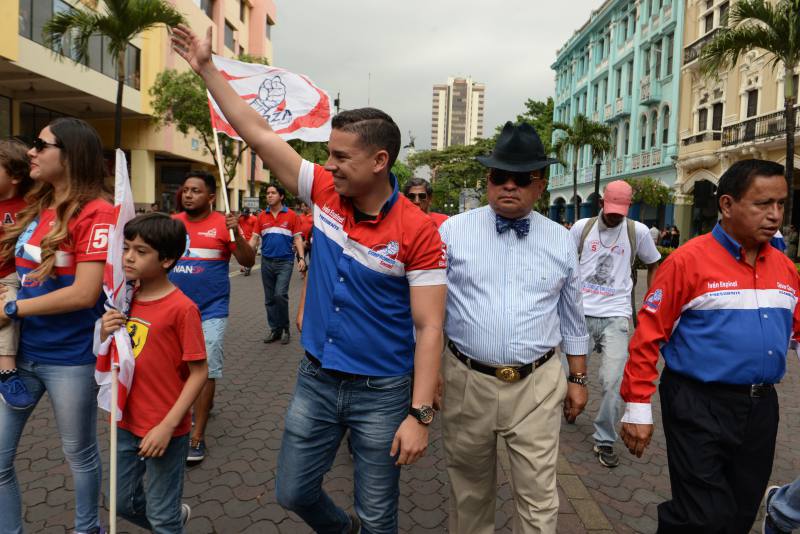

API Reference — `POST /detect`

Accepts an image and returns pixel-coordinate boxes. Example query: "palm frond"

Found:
[42,9,102,65]
[699,25,780,77]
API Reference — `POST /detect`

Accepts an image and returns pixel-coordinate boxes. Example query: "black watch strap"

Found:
[409,405,434,425]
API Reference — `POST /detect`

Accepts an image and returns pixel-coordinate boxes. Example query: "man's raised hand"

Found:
[171,24,213,74]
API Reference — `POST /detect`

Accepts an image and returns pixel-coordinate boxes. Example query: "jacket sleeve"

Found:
[620,253,689,424]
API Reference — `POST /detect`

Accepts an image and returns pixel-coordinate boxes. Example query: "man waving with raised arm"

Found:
[172,26,447,533]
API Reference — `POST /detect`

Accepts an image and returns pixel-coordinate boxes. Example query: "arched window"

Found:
[623,120,630,155]
[650,110,658,147]
[640,115,648,150]
[611,127,618,157]
[662,106,671,144]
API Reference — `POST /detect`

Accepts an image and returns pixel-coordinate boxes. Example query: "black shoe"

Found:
[263,330,281,343]
[280,329,290,345]
[593,444,619,468]
[347,513,361,534]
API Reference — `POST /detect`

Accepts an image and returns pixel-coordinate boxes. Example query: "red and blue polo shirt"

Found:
[256,206,301,260]
[169,211,236,320]
[297,160,447,376]
[621,223,800,423]
[15,198,115,365]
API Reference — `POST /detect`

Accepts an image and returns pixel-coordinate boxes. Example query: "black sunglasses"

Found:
[407,192,428,201]
[488,169,537,187]
[31,137,62,152]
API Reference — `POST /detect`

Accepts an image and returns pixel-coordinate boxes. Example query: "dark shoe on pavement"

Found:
[263,330,281,343]
[280,329,290,345]
[593,444,619,468]
[763,485,789,534]
[186,439,206,464]
[347,513,361,534]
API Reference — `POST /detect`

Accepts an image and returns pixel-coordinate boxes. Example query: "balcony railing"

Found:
[640,77,661,104]
[604,104,612,121]
[616,158,624,174]
[664,2,672,21]
[613,96,631,118]
[722,106,800,147]
[684,28,721,65]
[681,131,722,145]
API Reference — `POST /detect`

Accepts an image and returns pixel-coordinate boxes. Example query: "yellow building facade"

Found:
[0,0,277,211]
[676,0,798,240]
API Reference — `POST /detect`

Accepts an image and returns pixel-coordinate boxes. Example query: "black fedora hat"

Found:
[476,122,560,172]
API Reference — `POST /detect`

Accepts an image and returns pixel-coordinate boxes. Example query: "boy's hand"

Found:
[138,422,174,458]
[101,310,127,341]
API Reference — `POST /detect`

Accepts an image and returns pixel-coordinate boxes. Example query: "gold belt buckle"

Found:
[495,366,521,383]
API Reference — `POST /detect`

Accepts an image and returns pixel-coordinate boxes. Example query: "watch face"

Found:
[418,405,434,424]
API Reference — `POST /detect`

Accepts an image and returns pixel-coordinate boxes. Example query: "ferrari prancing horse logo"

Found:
[126,317,150,359]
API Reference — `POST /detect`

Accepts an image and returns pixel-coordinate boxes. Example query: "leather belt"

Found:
[448,341,554,383]
[305,352,367,381]
[666,367,774,398]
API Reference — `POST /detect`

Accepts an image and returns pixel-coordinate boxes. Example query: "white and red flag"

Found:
[207,54,333,142]
[94,149,136,421]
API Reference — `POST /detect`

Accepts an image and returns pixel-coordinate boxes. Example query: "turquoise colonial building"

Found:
[549,0,685,226]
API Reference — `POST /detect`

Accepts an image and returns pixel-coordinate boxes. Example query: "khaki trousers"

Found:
[442,352,567,534]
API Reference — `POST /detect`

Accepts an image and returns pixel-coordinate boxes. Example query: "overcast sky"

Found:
[272,0,605,153]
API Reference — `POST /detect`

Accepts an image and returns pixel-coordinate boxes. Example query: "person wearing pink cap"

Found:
[570,180,660,468]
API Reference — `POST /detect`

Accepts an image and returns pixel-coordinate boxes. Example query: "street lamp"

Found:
[593,155,602,216]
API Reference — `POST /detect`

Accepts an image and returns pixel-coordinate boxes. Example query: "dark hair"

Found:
[331,107,401,169]
[266,183,285,198]
[0,138,33,196]
[403,177,432,196]
[124,212,187,272]
[184,170,217,194]
[716,159,785,211]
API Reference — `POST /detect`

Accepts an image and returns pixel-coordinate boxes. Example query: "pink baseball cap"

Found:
[603,181,633,216]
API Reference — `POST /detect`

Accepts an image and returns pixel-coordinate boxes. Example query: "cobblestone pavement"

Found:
[12,267,800,533]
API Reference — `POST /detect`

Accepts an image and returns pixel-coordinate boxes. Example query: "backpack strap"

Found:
[626,218,637,269]
[577,216,598,260]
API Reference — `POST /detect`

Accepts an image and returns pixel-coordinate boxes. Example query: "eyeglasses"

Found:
[31,137,62,152]
[407,193,428,201]
[488,169,539,188]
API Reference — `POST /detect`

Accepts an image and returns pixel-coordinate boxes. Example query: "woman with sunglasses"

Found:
[0,118,114,534]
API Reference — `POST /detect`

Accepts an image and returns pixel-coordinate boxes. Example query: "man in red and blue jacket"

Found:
[620,159,800,531]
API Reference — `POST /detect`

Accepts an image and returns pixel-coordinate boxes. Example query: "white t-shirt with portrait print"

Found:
[570,216,661,318]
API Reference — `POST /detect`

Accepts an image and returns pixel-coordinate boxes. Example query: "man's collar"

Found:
[342,173,399,224]
[711,223,769,261]
[280,205,288,213]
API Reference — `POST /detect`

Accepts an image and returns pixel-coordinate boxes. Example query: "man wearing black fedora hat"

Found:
[437,122,589,533]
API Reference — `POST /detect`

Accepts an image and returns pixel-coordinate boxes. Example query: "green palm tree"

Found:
[43,0,184,149]
[699,0,800,224]
[552,114,612,220]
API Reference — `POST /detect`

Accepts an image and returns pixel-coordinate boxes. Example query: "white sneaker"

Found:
[180,503,191,526]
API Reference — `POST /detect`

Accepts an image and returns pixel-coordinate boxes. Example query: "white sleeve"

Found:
[636,222,661,264]
[297,159,315,206]
[570,220,585,250]
[621,402,653,425]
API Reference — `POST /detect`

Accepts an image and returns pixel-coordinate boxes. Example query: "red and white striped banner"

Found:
[95,149,136,421]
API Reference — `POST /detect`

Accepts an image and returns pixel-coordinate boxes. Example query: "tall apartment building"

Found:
[675,0,799,240]
[550,0,685,225]
[0,0,277,210]
[431,77,485,150]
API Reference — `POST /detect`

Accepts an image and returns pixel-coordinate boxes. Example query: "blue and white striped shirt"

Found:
[439,206,589,366]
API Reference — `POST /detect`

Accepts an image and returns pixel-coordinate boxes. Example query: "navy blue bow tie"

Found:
[495,215,530,238]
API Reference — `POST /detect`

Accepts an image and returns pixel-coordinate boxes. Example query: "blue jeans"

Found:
[261,258,294,332]
[769,476,800,531]
[276,356,410,534]
[115,428,189,534]
[0,360,101,534]
[585,316,630,447]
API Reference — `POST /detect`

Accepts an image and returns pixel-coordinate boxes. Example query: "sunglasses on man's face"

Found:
[407,192,428,201]
[488,169,537,188]
[31,137,62,152]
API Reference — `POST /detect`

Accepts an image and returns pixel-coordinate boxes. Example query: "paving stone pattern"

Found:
[13,268,800,533]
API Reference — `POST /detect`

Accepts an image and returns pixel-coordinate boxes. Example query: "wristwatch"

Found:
[409,405,435,425]
[567,373,589,386]
[4,300,18,320]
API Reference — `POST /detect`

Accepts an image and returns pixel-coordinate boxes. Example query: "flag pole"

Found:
[109,361,118,534]
[212,128,236,242]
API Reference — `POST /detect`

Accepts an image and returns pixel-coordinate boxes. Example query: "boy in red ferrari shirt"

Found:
[100,213,207,533]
